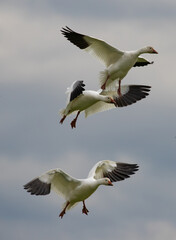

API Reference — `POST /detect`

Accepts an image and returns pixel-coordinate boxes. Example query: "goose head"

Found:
[101,177,113,186]
[140,46,158,54]
[104,96,117,106]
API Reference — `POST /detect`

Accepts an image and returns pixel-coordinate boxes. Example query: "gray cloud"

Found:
[1,0,176,20]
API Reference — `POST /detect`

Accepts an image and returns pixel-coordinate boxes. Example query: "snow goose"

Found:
[61,26,158,94]
[59,80,151,128]
[24,160,139,218]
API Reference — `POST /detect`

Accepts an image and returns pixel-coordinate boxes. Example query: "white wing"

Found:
[84,35,123,67]
[61,26,124,67]
[84,100,115,118]
[88,160,117,179]
[88,160,139,182]
[84,85,151,117]
[24,168,81,199]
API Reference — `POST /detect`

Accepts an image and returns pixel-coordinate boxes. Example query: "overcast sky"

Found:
[0,1,176,240]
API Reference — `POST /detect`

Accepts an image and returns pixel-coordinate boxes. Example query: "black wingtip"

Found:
[70,80,86,102]
[61,26,89,49]
[24,178,51,196]
[104,163,139,182]
[114,85,151,108]
[61,26,73,35]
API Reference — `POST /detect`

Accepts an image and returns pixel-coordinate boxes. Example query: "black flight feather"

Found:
[114,85,151,107]
[70,80,85,102]
[103,163,139,182]
[24,178,51,196]
[61,26,89,49]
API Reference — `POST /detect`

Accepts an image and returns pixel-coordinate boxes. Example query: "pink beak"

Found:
[108,180,113,186]
[152,48,158,54]
[111,98,118,107]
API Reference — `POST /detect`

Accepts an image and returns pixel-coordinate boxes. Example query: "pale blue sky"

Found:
[0,1,176,240]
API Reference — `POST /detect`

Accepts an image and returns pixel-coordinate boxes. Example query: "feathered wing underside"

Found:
[84,85,151,118]
[50,169,81,198]
[24,169,81,199]
[103,162,139,182]
[84,101,115,118]
[88,160,139,182]
[61,26,123,67]
[114,85,151,107]
[133,57,154,67]
[88,160,117,179]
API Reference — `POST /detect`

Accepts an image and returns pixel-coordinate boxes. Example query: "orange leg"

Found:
[70,111,80,128]
[101,75,109,90]
[82,200,89,215]
[60,115,66,124]
[59,201,70,219]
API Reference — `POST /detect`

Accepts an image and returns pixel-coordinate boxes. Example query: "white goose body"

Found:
[65,90,109,114]
[105,50,148,88]
[66,178,100,203]
[60,80,117,128]
[24,160,139,218]
[106,51,139,82]
[61,27,158,91]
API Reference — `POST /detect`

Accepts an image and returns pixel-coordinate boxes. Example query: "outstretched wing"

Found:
[84,85,151,118]
[66,80,85,103]
[24,169,81,198]
[133,57,154,67]
[113,85,151,107]
[88,160,139,182]
[61,26,123,67]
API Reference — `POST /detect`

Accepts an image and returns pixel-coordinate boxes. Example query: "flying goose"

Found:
[61,26,157,94]
[59,80,151,128]
[24,160,139,218]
